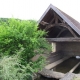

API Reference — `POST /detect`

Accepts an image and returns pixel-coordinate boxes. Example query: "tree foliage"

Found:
[0,19,50,61]
[0,18,51,80]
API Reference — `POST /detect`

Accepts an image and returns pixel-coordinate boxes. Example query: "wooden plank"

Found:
[50,18,55,23]
[64,24,78,37]
[56,28,67,37]
[41,20,77,38]
[55,23,78,37]
[55,17,58,24]
[45,57,69,69]
[40,21,49,25]
[38,68,65,79]
[67,26,78,38]
[60,73,75,80]
[57,15,63,23]
[69,62,80,73]
[45,23,64,30]
[46,38,80,42]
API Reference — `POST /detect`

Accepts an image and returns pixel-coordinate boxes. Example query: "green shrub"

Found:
[0,18,51,79]
[0,55,32,80]
[0,18,51,63]
[0,55,46,80]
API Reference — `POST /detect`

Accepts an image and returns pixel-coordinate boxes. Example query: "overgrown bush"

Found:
[0,55,34,80]
[0,18,51,79]
[0,54,46,80]
[0,18,51,63]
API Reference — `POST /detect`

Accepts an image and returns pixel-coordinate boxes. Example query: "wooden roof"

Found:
[38,4,80,35]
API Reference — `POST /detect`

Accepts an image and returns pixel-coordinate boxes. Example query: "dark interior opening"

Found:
[46,26,74,38]
[42,8,54,23]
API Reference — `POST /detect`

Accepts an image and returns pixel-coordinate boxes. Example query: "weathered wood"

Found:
[59,23,77,37]
[69,62,80,73]
[38,68,65,79]
[55,17,58,24]
[40,21,49,25]
[50,18,55,23]
[65,24,78,37]
[60,73,75,80]
[57,15,63,22]
[39,69,80,79]
[45,23,64,30]
[45,24,55,30]
[41,20,78,37]
[56,28,67,37]
[46,38,80,42]
[45,57,69,69]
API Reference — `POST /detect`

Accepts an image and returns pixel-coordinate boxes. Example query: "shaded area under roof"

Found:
[38,4,80,35]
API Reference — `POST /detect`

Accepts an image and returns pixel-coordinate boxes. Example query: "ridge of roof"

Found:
[38,4,80,35]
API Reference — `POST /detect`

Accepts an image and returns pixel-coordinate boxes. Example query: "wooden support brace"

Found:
[56,28,67,37]
[50,18,55,24]
[69,62,80,73]
[41,19,78,38]
[40,21,49,25]
[45,23,64,30]
[67,25,78,38]
[38,69,65,79]
[62,23,78,37]
[46,38,80,42]
[45,57,70,69]
[57,15,64,23]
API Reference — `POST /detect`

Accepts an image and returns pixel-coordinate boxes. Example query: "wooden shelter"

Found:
[38,4,80,56]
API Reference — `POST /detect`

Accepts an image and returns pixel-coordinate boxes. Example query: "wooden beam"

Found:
[54,13,66,24]
[57,23,78,37]
[40,21,49,25]
[45,24,55,30]
[45,57,69,69]
[69,62,80,73]
[66,25,77,38]
[57,15,65,23]
[55,16,58,24]
[50,18,55,24]
[40,19,77,38]
[38,69,65,79]
[60,73,75,80]
[44,23,66,30]
[44,22,77,37]
[44,23,65,30]
[46,38,80,42]
[56,28,67,37]
[45,23,64,30]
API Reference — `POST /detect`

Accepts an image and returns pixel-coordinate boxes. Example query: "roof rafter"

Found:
[38,4,80,35]
[40,20,77,37]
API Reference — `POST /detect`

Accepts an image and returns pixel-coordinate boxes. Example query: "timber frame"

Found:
[38,4,80,40]
[40,20,77,38]
[38,5,80,78]
[38,4,80,56]
[46,38,80,42]
[39,9,78,38]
